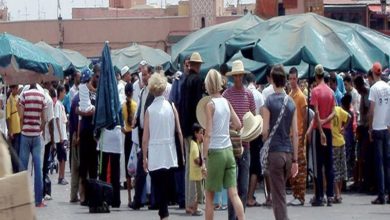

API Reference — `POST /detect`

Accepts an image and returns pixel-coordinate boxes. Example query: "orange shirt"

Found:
[289,88,307,136]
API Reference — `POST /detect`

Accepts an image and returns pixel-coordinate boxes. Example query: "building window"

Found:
[201,17,205,28]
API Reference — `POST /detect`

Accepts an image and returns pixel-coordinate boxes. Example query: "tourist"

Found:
[332,95,351,203]
[368,62,390,205]
[78,64,100,206]
[287,67,308,206]
[245,73,264,207]
[222,60,256,219]
[188,123,204,216]
[142,73,182,219]
[310,64,336,207]
[54,85,68,185]
[130,64,154,210]
[178,52,204,213]
[122,83,137,207]
[262,64,298,220]
[19,83,47,207]
[6,85,21,154]
[200,69,244,220]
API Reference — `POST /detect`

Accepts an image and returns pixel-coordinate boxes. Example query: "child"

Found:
[189,123,204,216]
[54,85,69,185]
[78,68,95,114]
[332,95,351,203]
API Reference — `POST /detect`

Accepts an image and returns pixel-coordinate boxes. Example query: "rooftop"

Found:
[324,0,382,5]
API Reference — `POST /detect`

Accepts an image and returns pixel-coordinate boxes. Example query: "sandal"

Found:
[247,201,262,207]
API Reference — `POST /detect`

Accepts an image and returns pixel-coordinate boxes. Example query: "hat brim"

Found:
[240,116,263,141]
[190,60,204,63]
[196,96,212,129]
[226,70,249,76]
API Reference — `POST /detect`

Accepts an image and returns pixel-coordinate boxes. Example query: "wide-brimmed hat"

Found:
[226,60,249,76]
[196,96,212,129]
[121,66,130,76]
[189,52,203,63]
[240,112,263,142]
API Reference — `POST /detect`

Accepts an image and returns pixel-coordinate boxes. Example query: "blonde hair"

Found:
[205,69,223,95]
[148,73,167,96]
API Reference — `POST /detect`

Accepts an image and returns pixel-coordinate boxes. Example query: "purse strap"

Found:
[267,94,289,143]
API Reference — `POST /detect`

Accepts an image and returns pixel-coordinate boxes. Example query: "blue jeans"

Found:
[19,135,43,205]
[214,188,227,206]
[372,130,390,199]
[228,147,250,220]
[11,133,21,156]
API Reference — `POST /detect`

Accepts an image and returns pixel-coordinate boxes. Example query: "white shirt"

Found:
[146,96,178,171]
[262,84,275,102]
[248,84,264,115]
[369,80,390,130]
[79,83,94,112]
[69,84,78,102]
[349,87,361,118]
[139,87,150,129]
[53,101,68,143]
[209,97,232,149]
[118,80,126,106]
[163,82,172,101]
[98,126,123,154]
[42,90,54,145]
[132,79,143,145]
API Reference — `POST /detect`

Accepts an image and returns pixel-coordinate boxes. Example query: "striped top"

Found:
[222,87,256,123]
[222,87,256,148]
[19,89,47,137]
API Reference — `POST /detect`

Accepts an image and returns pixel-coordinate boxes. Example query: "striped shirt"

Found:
[19,89,47,137]
[222,87,256,123]
[222,86,256,148]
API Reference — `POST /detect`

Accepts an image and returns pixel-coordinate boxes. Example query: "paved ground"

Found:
[35,169,390,220]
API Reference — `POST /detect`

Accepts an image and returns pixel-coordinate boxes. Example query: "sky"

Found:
[5,0,256,21]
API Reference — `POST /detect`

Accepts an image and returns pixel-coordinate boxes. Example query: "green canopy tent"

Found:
[0,33,63,85]
[171,13,263,75]
[223,13,390,74]
[35,41,91,72]
[111,43,171,73]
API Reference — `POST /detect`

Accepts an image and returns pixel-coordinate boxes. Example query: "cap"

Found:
[121,66,130,76]
[315,64,324,76]
[81,68,92,83]
[372,62,382,76]
[140,60,148,66]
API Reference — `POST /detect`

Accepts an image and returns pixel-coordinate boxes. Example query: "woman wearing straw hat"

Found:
[261,64,299,220]
[197,69,245,220]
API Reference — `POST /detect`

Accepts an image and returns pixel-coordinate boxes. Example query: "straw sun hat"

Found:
[240,112,263,142]
[196,96,212,129]
[189,52,203,63]
[226,60,249,76]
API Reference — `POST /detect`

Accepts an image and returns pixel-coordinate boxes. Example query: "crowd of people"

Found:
[3,50,390,220]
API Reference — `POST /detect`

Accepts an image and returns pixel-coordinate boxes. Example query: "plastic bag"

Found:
[127,144,138,177]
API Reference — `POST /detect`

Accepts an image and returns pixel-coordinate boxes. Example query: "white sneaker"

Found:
[44,194,52,201]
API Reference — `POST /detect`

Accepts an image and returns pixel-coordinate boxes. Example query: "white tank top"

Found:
[146,96,178,171]
[209,97,232,149]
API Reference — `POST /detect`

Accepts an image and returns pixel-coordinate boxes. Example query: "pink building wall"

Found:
[72,7,166,19]
[0,15,239,57]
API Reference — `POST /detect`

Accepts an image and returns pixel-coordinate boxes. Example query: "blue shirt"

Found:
[336,75,346,95]
[62,92,71,114]
[169,73,187,104]
[334,88,343,106]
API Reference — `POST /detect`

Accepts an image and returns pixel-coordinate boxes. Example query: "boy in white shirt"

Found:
[55,85,69,185]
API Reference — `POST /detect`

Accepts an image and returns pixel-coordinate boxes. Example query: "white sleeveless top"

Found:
[209,97,232,149]
[146,96,178,171]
